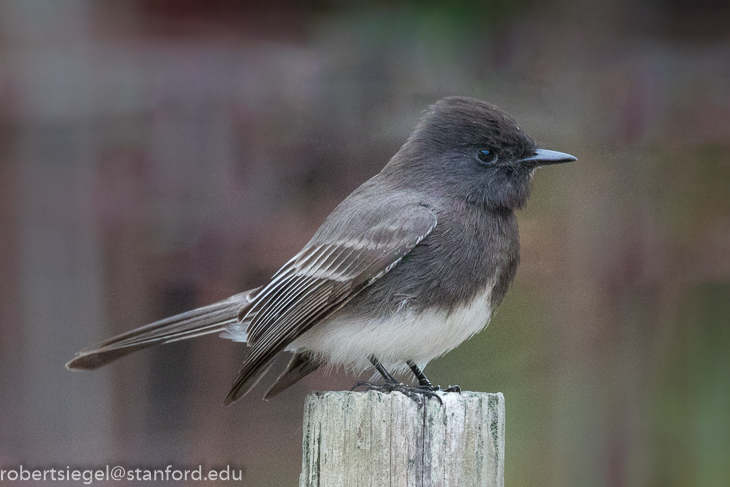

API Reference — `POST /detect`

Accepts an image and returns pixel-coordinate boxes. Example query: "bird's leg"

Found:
[407,360,462,394]
[406,360,434,388]
[370,355,398,384]
[351,356,445,405]
[351,355,398,391]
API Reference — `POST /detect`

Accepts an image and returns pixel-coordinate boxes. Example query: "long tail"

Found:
[66,289,258,371]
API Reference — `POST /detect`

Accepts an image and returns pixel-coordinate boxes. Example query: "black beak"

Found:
[517,149,577,167]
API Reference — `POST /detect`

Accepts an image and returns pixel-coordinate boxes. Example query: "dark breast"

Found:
[348,202,520,317]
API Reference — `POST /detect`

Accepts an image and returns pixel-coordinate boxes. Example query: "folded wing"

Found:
[224,202,437,404]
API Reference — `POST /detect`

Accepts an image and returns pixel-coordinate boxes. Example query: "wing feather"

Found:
[223,201,437,404]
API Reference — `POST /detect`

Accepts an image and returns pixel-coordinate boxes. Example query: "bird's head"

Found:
[386,96,576,210]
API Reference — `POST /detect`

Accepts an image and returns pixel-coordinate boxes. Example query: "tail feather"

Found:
[66,290,258,371]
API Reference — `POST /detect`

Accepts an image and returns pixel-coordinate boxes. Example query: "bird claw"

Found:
[351,381,458,406]
[422,383,462,394]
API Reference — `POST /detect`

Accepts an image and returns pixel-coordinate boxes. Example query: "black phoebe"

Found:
[67,96,576,405]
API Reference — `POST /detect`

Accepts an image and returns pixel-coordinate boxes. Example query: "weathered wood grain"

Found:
[300,390,505,487]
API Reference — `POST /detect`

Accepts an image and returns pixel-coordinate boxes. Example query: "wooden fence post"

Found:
[300,390,505,487]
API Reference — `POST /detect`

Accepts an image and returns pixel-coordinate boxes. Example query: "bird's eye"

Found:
[476,149,497,165]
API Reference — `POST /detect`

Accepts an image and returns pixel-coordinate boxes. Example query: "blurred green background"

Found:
[1,0,729,485]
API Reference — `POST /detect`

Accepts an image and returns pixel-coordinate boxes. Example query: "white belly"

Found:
[289,286,495,374]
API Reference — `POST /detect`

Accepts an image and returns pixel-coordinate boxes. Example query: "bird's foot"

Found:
[416,383,462,394]
[351,380,448,406]
[404,360,460,396]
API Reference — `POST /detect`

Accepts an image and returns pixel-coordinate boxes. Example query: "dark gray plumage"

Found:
[67,96,576,405]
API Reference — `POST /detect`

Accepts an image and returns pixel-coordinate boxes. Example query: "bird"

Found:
[67,96,576,405]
